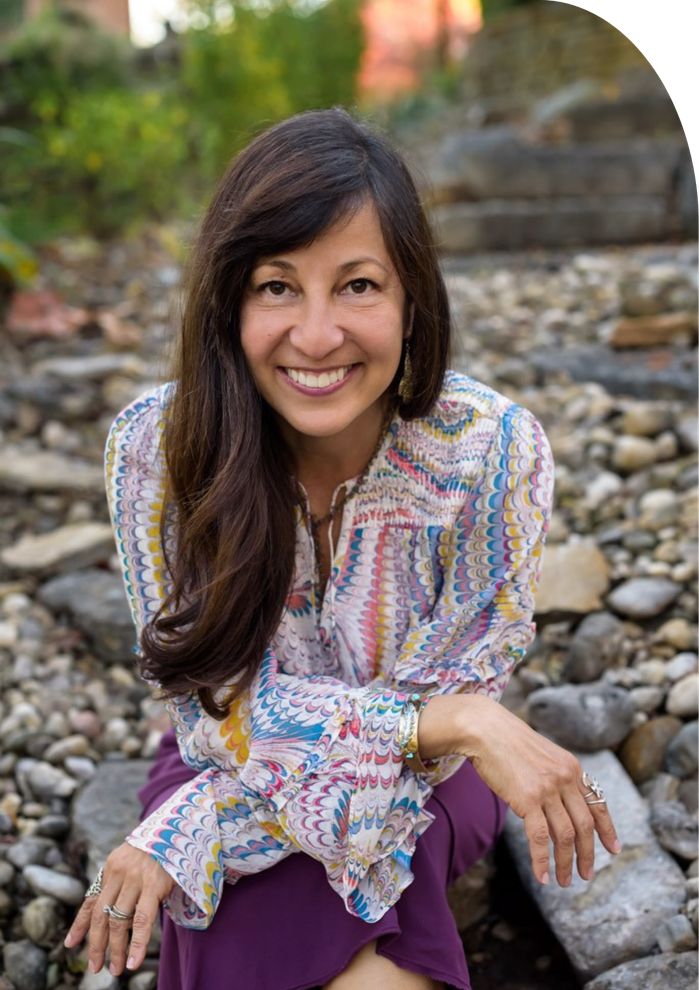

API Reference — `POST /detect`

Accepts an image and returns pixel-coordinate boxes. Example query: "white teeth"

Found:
[286,366,352,388]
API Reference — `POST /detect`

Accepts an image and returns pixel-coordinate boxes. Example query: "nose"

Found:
[287,296,344,360]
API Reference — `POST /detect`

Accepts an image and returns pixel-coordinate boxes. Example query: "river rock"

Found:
[656,618,699,651]
[607,577,682,619]
[639,772,681,806]
[610,311,698,348]
[504,750,687,980]
[563,611,626,682]
[650,801,699,861]
[536,540,610,616]
[71,760,152,879]
[0,523,115,575]
[665,721,699,778]
[527,683,634,751]
[23,865,85,905]
[5,837,55,871]
[38,569,135,663]
[0,449,102,493]
[612,435,658,473]
[79,971,120,990]
[31,353,146,382]
[583,951,698,990]
[638,489,680,531]
[666,673,699,717]
[2,940,47,990]
[628,685,665,713]
[657,914,698,951]
[618,716,683,783]
[22,896,64,948]
[27,761,79,800]
[620,401,675,437]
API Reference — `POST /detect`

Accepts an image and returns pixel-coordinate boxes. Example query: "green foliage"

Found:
[0,0,364,239]
[0,206,37,287]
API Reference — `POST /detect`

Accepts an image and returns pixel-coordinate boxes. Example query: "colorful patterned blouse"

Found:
[104,371,553,930]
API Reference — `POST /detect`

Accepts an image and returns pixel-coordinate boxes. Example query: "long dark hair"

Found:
[141,108,453,717]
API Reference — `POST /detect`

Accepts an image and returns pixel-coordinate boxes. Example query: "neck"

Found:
[281,401,391,491]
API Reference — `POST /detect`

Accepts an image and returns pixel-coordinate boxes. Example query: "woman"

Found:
[65,109,620,990]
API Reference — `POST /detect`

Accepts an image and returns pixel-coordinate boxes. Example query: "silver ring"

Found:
[582,771,606,804]
[84,868,104,899]
[103,904,135,922]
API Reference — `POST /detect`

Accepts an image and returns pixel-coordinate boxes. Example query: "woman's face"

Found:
[240,201,407,452]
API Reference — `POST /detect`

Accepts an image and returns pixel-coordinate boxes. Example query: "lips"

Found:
[283,365,355,389]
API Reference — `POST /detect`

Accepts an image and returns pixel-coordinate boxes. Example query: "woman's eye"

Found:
[264,281,288,296]
[347,278,375,294]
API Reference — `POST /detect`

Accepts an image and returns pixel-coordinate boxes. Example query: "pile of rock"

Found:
[0,234,696,989]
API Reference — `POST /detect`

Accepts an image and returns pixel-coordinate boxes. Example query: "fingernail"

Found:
[563,874,572,888]
[587,867,595,880]
[88,960,97,973]
[612,839,622,854]
[127,956,136,971]
[541,872,550,885]
[63,935,75,948]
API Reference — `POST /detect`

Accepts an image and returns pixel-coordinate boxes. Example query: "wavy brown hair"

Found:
[141,108,453,717]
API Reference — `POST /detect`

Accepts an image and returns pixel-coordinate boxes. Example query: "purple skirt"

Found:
[140,730,507,990]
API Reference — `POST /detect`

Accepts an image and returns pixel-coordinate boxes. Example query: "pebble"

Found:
[650,801,699,861]
[607,577,682,619]
[612,435,658,473]
[667,674,699,718]
[527,682,634,750]
[635,658,668,685]
[44,735,91,764]
[655,619,698,651]
[22,865,85,905]
[639,772,681,806]
[79,971,120,990]
[22,896,64,948]
[2,940,47,990]
[27,762,79,800]
[618,716,683,783]
[657,914,698,952]
[665,721,699,778]
[5,837,55,870]
[629,685,665,713]
[665,652,699,682]
[638,489,680,530]
[564,611,626,682]
[0,860,15,887]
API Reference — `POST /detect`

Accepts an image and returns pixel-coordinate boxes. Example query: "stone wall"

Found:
[461,1,652,116]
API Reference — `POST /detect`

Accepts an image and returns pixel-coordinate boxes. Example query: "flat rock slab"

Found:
[1,523,115,575]
[71,760,152,879]
[503,750,687,981]
[583,951,698,990]
[38,569,135,662]
[0,448,103,494]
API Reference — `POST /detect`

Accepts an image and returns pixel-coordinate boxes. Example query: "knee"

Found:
[322,940,443,990]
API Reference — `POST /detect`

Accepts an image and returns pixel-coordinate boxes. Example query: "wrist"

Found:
[417,693,498,761]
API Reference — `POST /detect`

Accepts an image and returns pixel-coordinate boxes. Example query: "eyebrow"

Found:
[255,256,391,275]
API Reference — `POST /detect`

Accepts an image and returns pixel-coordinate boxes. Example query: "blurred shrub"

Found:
[0,0,364,240]
[480,0,539,23]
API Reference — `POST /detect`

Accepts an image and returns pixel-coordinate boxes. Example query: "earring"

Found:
[398,343,413,402]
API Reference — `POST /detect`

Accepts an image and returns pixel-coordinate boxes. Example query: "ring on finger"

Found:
[103,904,135,922]
[84,868,104,899]
[581,771,606,804]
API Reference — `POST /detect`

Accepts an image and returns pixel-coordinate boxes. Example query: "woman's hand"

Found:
[419,693,621,887]
[64,843,174,976]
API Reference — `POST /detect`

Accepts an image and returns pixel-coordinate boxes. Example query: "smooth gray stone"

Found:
[38,569,135,663]
[665,721,699,778]
[71,760,152,879]
[5,837,55,870]
[607,577,682,620]
[503,750,687,980]
[527,683,635,751]
[657,913,698,952]
[23,865,85,906]
[583,951,698,990]
[22,896,65,949]
[0,448,102,494]
[564,612,626,683]
[2,940,47,990]
[650,801,699,861]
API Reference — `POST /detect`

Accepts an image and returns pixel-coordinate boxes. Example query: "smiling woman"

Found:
[65,109,620,990]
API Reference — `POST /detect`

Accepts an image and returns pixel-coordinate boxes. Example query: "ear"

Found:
[404,301,415,340]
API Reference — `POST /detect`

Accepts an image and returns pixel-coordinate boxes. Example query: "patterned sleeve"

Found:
[390,401,554,786]
[104,389,418,929]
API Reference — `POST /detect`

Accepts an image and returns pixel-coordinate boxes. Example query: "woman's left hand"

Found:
[64,843,174,976]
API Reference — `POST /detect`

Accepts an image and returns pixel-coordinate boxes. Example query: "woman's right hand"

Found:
[418,693,621,887]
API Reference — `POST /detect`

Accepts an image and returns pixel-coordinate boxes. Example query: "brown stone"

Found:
[619,716,684,783]
[536,540,610,616]
[610,312,698,349]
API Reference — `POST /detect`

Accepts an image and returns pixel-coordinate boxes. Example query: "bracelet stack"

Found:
[397,692,431,774]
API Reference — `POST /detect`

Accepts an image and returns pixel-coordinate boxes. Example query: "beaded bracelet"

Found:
[397,692,431,774]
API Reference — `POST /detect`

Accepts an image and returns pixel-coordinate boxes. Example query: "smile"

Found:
[283,365,355,389]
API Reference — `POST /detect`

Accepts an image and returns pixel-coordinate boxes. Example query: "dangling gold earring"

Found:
[398,343,413,402]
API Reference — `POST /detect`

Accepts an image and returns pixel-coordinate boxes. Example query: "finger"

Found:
[87,898,112,973]
[126,890,162,972]
[105,887,140,976]
[64,896,96,948]
[544,800,577,887]
[578,773,622,856]
[562,792,596,881]
[523,809,552,885]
